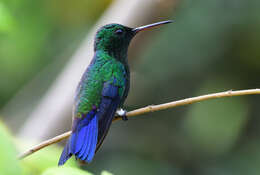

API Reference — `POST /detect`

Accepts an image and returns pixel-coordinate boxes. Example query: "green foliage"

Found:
[0,120,101,175]
[41,167,93,175]
[21,144,78,174]
[0,121,22,175]
[0,3,15,33]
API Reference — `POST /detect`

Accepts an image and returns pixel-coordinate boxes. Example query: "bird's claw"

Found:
[116,108,128,121]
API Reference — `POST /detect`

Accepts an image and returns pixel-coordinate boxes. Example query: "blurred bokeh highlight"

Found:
[0,0,260,174]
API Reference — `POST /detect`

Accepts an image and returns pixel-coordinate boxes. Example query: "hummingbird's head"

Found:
[94,20,173,61]
[94,24,135,56]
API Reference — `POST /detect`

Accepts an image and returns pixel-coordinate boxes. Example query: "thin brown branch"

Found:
[18,131,72,159]
[18,88,260,160]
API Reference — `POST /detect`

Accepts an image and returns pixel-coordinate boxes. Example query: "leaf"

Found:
[0,3,15,33]
[21,143,78,174]
[0,121,22,175]
[41,167,93,175]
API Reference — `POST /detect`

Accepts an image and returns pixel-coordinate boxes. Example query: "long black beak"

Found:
[132,20,173,33]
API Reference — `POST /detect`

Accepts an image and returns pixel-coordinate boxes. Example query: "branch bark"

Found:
[18,88,260,160]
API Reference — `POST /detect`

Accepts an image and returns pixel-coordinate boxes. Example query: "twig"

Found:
[18,131,72,160]
[18,88,260,160]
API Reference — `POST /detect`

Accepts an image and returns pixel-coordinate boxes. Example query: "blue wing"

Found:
[95,79,121,152]
[58,78,121,165]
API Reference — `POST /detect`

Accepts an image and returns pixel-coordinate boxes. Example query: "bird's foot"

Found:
[116,108,128,121]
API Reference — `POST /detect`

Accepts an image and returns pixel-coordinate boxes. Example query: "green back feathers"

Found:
[74,51,126,118]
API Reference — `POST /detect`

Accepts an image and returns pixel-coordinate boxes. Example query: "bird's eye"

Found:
[115,29,123,35]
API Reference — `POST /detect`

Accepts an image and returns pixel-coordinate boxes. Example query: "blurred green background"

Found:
[1,0,260,174]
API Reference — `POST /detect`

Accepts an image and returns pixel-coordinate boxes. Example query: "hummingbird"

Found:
[58,20,172,165]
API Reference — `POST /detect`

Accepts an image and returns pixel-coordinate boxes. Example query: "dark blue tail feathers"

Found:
[58,114,98,166]
[58,138,72,166]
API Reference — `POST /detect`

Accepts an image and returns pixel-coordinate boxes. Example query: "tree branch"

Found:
[18,88,260,160]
